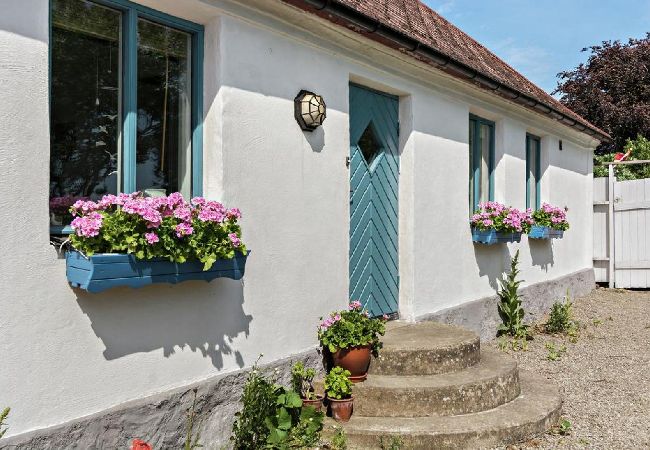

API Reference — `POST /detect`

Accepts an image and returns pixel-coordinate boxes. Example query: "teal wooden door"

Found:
[349,84,399,317]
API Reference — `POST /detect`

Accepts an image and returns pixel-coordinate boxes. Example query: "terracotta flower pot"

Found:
[302,395,324,412]
[328,397,354,422]
[332,345,372,382]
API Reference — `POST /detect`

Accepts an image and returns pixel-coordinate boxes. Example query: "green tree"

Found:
[555,34,650,156]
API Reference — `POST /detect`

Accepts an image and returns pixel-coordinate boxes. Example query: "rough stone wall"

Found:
[419,268,595,341]
[0,350,322,450]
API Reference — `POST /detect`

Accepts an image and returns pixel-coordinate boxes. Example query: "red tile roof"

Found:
[280,0,609,141]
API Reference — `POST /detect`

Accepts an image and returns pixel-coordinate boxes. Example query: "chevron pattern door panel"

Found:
[349,84,399,317]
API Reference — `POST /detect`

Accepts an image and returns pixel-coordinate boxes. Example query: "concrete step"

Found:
[369,321,480,376]
[352,349,520,417]
[323,371,561,450]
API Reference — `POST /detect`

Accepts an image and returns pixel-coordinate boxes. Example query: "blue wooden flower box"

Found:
[471,228,522,245]
[66,250,249,293]
[528,226,564,240]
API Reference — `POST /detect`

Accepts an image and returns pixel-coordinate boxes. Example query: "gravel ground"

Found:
[488,287,650,450]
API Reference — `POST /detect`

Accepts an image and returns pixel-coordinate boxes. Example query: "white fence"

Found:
[594,161,650,288]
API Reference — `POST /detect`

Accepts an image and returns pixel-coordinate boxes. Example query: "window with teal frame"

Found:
[469,115,495,213]
[49,0,204,233]
[526,134,541,210]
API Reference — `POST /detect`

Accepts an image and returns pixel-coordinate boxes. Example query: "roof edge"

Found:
[279,0,611,143]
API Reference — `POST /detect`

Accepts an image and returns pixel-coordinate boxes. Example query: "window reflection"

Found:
[50,0,121,225]
[136,19,192,198]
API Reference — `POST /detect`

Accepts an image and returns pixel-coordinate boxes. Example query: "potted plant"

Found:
[529,203,569,239]
[318,301,387,382]
[291,361,323,411]
[65,192,248,292]
[470,201,533,245]
[324,367,354,422]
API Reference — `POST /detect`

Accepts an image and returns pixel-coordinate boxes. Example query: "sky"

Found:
[423,0,650,95]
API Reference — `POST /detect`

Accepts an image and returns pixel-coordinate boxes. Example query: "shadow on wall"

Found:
[472,242,512,291]
[75,279,252,369]
[529,239,554,272]
[304,126,325,153]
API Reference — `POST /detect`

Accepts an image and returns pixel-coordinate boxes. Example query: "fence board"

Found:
[594,175,650,288]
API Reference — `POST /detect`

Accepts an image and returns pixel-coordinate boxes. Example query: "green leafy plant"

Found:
[265,387,324,449]
[68,193,246,270]
[0,407,9,439]
[497,251,529,339]
[594,135,650,179]
[324,367,353,400]
[546,292,578,335]
[497,335,528,352]
[231,357,279,450]
[291,361,318,400]
[318,301,387,356]
[559,419,572,435]
[550,418,573,436]
[231,356,324,450]
[184,389,202,450]
[379,435,403,450]
[545,342,567,361]
[327,427,348,450]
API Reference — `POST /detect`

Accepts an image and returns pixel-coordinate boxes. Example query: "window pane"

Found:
[50,0,121,225]
[136,19,192,198]
[479,123,490,204]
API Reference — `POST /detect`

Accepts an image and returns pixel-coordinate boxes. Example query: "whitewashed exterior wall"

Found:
[0,0,598,438]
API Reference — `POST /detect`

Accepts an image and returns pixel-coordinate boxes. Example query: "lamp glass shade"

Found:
[295,90,326,131]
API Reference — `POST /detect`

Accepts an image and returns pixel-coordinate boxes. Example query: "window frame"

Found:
[48,0,204,233]
[469,114,495,213]
[525,134,541,210]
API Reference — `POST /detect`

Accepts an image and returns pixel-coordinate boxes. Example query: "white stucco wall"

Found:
[0,0,597,437]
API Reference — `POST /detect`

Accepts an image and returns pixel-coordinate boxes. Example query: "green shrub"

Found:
[291,361,317,400]
[497,250,529,339]
[324,367,353,400]
[546,292,579,336]
[594,135,650,179]
[265,387,323,449]
[230,356,324,449]
[230,359,280,449]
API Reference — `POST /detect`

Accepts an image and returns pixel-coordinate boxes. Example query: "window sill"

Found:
[50,225,73,235]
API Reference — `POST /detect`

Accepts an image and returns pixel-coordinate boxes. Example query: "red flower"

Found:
[132,439,152,450]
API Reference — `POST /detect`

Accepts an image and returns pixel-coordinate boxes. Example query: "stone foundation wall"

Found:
[418,268,595,341]
[0,350,323,450]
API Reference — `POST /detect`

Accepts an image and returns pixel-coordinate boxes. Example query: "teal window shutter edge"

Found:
[49,0,205,234]
[191,28,205,197]
[469,114,495,212]
[535,137,541,209]
[526,134,542,210]
[525,135,531,209]
[488,120,495,202]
